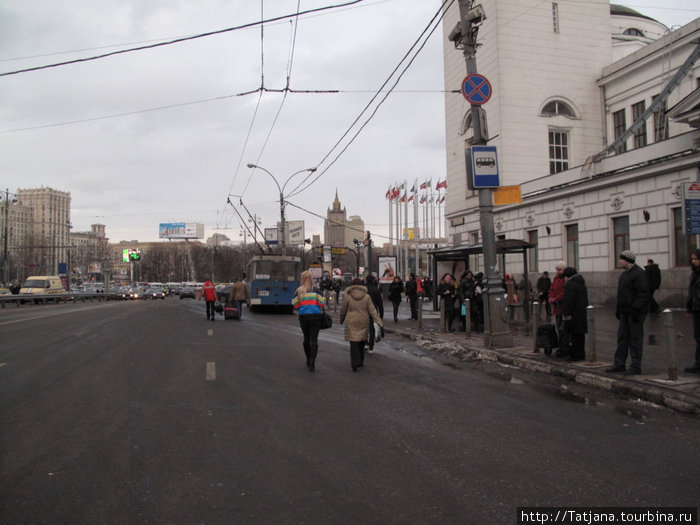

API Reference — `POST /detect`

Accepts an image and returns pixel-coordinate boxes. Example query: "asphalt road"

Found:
[1,299,698,524]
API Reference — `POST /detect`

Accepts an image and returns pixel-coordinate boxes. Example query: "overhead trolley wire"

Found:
[0,0,366,77]
[285,0,454,200]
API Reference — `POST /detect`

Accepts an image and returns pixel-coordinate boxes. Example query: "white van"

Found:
[20,276,65,295]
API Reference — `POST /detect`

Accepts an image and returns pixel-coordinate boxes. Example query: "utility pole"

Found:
[454,0,512,347]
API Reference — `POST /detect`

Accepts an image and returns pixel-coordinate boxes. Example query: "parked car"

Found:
[179,287,196,299]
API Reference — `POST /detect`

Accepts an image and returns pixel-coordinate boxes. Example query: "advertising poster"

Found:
[378,256,397,283]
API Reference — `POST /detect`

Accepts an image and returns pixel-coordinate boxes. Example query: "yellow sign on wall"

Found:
[493,185,522,206]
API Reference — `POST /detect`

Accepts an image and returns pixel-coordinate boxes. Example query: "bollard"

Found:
[663,308,678,381]
[439,296,446,333]
[418,295,423,330]
[586,306,596,363]
[532,301,540,352]
[464,299,471,338]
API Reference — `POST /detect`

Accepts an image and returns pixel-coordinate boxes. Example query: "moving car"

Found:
[146,287,166,300]
[179,287,196,299]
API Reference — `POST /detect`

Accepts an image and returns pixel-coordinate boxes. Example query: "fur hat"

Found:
[563,267,577,278]
[555,260,567,270]
[619,250,636,263]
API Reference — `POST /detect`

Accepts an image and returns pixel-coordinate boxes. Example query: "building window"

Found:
[613,216,630,269]
[540,100,575,118]
[673,207,697,267]
[552,3,559,33]
[623,28,644,37]
[632,100,647,148]
[527,230,538,272]
[653,95,669,141]
[566,224,579,269]
[548,130,569,174]
[613,109,627,153]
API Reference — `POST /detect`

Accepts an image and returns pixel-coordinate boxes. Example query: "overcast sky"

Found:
[1,1,698,246]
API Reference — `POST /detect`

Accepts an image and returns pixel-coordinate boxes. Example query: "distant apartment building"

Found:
[441,2,700,304]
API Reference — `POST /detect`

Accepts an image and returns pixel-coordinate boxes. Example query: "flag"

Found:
[392,186,401,199]
[408,195,414,202]
[385,188,391,199]
[419,195,426,204]
[410,183,417,193]
[419,180,427,190]
[436,179,447,190]
[440,195,446,203]
[400,193,406,203]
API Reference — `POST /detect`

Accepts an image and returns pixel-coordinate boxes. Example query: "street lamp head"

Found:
[247,163,257,169]
[309,167,317,173]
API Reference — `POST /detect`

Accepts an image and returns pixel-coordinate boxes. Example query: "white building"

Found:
[441,1,700,305]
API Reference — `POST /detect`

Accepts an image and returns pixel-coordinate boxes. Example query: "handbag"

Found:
[320,312,333,330]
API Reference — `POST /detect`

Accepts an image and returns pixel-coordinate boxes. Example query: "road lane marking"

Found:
[206,362,216,381]
[207,329,213,336]
[0,363,6,368]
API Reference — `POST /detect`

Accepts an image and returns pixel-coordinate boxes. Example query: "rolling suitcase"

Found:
[535,324,558,355]
[224,303,238,320]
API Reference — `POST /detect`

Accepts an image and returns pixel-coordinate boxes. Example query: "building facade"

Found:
[441,2,700,305]
[324,191,365,248]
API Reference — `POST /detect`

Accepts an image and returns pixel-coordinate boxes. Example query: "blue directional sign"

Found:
[469,146,500,189]
[682,183,700,234]
[461,74,492,105]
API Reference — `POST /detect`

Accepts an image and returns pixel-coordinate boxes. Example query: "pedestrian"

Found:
[536,271,552,321]
[405,273,419,320]
[198,277,218,321]
[458,270,476,331]
[607,250,649,375]
[332,278,341,309]
[416,276,424,302]
[436,273,457,332]
[320,273,333,307]
[365,274,384,352]
[339,278,384,371]
[388,275,404,322]
[422,276,433,302]
[645,259,661,315]
[548,261,567,351]
[473,272,484,332]
[684,249,700,374]
[292,271,325,372]
[230,277,251,320]
[561,267,588,361]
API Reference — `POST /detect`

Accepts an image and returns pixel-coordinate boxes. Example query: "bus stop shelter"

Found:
[428,239,533,322]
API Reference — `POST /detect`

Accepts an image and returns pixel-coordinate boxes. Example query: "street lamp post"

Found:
[1,189,18,285]
[246,163,316,251]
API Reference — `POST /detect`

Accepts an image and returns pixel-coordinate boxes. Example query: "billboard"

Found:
[378,256,397,283]
[159,222,204,239]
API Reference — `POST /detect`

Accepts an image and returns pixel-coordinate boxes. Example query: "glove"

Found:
[380,326,385,338]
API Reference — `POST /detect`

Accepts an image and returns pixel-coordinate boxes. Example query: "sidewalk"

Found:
[368,298,700,416]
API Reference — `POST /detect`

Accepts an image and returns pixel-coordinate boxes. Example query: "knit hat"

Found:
[563,267,577,278]
[619,250,636,263]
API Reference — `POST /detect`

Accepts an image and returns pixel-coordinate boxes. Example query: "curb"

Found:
[383,325,699,416]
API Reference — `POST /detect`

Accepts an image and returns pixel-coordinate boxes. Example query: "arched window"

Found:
[540,100,575,118]
[623,28,644,37]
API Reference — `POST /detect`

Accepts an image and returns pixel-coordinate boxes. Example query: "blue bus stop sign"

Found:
[461,74,492,105]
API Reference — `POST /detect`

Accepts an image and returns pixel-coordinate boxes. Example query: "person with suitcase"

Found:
[230,277,251,320]
[198,278,218,321]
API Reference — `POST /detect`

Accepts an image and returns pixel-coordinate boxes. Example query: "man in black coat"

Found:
[536,271,552,321]
[365,275,384,351]
[561,267,588,361]
[608,250,649,375]
[644,259,661,315]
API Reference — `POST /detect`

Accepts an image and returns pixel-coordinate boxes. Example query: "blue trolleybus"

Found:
[246,254,302,310]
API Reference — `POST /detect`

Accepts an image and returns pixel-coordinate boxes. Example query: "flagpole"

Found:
[388,187,393,257]
[414,181,419,276]
[395,184,400,274]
